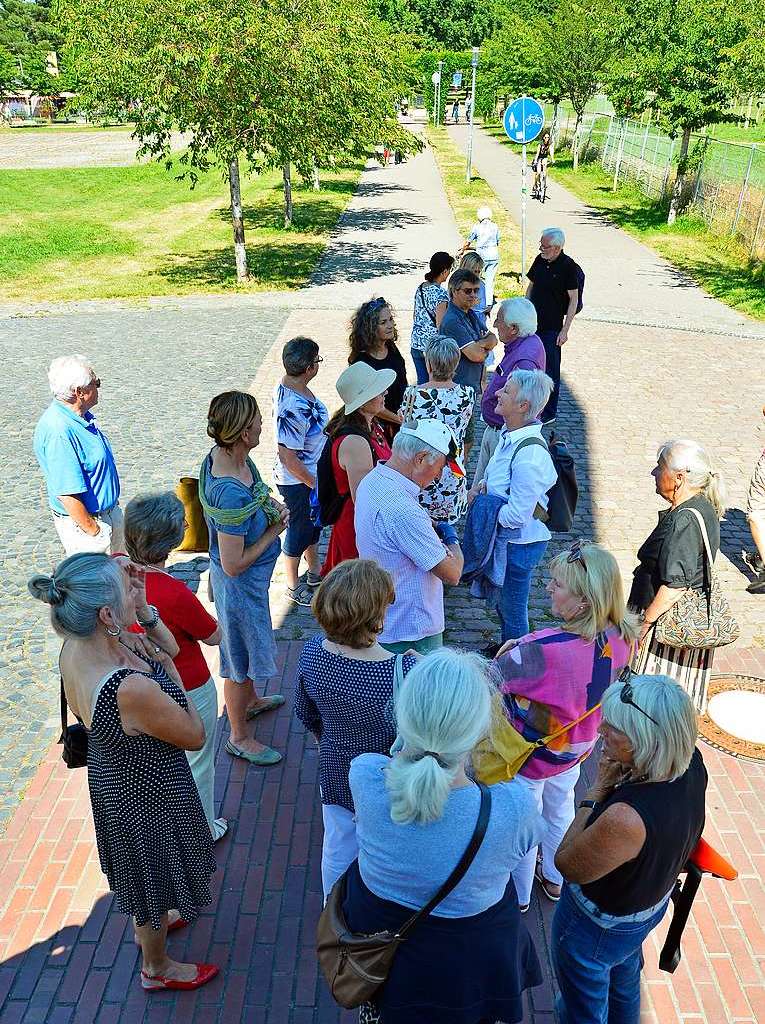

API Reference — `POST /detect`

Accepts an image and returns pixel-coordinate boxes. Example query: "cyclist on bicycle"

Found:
[531,130,553,197]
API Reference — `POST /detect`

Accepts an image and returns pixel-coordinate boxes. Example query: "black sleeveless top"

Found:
[581,748,707,915]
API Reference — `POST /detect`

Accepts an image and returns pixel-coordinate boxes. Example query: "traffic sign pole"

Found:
[502,94,545,281]
[521,143,527,275]
[465,47,479,183]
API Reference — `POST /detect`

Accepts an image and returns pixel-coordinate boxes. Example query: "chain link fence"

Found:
[548,108,765,261]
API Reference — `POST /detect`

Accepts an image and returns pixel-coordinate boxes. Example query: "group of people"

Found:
[25,214,758,1021]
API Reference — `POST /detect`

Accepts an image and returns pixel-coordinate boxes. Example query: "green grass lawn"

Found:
[546,154,765,320]
[0,158,362,301]
[427,126,522,298]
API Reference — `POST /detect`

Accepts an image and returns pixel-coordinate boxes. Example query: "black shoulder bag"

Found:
[317,782,491,1008]
[59,678,88,769]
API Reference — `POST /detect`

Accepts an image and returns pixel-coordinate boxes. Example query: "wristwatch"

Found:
[136,604,160,631]
[578,799,597,810]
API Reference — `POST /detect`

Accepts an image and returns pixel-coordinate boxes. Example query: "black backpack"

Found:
[310,426,369,528]
[508,433,578,533]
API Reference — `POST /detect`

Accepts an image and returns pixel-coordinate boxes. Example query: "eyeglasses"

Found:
[311,357,324,366]
[617,668,659,725]
[567,539,588,566]
[460,287,481,295]
[78,378,101,392]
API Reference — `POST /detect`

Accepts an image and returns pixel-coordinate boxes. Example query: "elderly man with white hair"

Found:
[354,420,465,654]
[526,227,580,425]
[33,354,123,554]
[468,369,557,646]
[473,296,546,484]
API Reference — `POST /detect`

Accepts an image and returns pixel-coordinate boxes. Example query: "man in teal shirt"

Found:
[33,354,122,555]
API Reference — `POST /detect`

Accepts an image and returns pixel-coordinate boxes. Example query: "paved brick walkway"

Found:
[2,130,765,1022]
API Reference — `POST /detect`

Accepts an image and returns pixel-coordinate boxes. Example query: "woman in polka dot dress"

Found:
[293,559,418,900]
[29,552,218,992]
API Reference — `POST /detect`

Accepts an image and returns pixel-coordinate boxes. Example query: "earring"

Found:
[105,624,121,637]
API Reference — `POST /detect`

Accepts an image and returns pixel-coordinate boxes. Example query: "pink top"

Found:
[495,626,633,780]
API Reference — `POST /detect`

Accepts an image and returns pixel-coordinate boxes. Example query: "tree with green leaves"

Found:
[0,44,17,93]
[0,0,62,92]
[608,0,750,223]
[60,0,415,279]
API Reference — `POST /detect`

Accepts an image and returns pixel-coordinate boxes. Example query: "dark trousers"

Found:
[540,328,562,421]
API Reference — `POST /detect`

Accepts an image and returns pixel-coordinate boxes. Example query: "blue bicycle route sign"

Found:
[503,96,545,145]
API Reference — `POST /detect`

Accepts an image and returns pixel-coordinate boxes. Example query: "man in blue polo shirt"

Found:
[33,354,123,555]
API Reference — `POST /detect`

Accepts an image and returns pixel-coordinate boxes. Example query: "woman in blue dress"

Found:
[200,391,289,766]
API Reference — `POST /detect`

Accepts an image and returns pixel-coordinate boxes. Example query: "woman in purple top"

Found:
[473,298,546,485]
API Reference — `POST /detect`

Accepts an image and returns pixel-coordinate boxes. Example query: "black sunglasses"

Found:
[567,539,588,566]
[617,668,659,725]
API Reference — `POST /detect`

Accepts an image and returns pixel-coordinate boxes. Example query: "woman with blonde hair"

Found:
[491,540,639,911]
[630,439,725,712]
[294,559,418,898]
[344,647,543,1024]
[199,390,289,766]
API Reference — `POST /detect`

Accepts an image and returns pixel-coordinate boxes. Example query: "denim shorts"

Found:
[277,483,321,557]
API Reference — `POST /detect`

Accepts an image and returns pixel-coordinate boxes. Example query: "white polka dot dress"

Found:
[87,664,216,929]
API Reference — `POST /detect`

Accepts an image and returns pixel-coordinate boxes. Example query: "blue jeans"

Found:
[435,521,458,545]
[411,349,428,385]
[498,540,548,643]
[481,258,499,305]
[552,884,669,1024]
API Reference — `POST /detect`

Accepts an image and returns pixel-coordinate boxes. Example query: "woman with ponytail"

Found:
[343,648,543,1024]
[630,439,725,713]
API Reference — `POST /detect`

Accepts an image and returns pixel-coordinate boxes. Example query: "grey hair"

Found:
[448,268,480,295]
[28,553,126,639]
[477,205,493,221]
[424,336,460,380]
[541,227,565,247]
[282,335,319,377]
[391,427,442,464]
[497,297,538,338]
[506,368,555,421]
[125,491,185,565]
[386,648,493,824]
[47,354,95,401]
[601,674,698,783]
[658,439,726,518]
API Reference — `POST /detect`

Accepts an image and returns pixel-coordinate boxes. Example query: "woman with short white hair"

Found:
[468,369,557,647]
[552,673,707,1024]
[460,206,501,306]
[630,438,725,712]
[343,647,543,1024]
[473,297,546,484]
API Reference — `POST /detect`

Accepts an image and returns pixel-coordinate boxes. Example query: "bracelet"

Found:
[136,604,159,630]
[578,799,597,810]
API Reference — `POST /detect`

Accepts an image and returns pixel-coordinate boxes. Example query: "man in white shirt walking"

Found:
[469,369,557,643]
[355,420,465,654]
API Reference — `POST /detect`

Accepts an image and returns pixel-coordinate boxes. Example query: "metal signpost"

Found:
[502,95,545,275]
[465,47,480,184]
[431,70,440,125]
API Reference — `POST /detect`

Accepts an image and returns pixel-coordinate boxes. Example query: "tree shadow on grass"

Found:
[156,239,328,291]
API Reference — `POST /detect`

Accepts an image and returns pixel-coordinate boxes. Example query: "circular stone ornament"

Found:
[699,675,765,761]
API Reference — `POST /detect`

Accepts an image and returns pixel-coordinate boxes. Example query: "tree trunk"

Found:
[667,126,691,225]
[228,157,248,282]
[283,162,293,227]
[311,159,320,191]
[572,112,583,170]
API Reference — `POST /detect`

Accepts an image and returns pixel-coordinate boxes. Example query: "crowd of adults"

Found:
[26,217,758,1022]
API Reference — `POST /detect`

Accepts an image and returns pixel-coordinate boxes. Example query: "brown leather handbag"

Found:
[316,782,491,1009]
[175,477,209,552]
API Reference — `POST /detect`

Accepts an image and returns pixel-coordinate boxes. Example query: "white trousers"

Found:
[321,804,358,901]
[511,762,580,906]
[52,504,124,556]
[186,678,219,837]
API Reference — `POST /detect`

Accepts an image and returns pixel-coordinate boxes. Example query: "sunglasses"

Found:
[311,356,324,366]
[617,668,659,725]
[79,378,101,391]
[367,297,388,311]
[460,287,481,295]
[567,539,588,566]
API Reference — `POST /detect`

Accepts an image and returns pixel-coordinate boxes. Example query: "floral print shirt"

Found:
[272,383,329,486]
[399,383,474,523]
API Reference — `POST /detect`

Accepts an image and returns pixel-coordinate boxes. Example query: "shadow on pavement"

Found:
[311,244,422,286]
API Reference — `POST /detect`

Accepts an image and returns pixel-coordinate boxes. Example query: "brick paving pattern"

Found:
[1,131,764,1021]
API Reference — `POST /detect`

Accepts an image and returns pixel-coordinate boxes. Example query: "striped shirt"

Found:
[354,464,447,644]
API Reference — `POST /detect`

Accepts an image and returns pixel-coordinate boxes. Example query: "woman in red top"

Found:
[125,492,227,841]
[321,363,394,576]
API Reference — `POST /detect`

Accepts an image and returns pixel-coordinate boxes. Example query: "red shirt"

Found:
[141,571,218,691]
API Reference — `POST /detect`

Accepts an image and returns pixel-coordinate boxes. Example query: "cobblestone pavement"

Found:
[0,129,188,169]
[1,134,765,1022]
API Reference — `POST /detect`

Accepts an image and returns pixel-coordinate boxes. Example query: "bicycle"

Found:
[531,161,548,203]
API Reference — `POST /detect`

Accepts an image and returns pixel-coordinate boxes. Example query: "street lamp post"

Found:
[465,47,479,183]
[436,60,444,126]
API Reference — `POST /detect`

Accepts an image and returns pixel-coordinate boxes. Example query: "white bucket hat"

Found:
[336,362,397,415]
[399,418,466,477]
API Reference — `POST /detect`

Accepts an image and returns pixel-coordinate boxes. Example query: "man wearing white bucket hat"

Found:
[355,419,465,654]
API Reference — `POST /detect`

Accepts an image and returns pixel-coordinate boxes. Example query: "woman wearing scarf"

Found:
[200,391,289,766]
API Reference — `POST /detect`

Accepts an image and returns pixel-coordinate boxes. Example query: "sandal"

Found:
[245,694,285,721]
[141,963,219,991]
[212,817,229,842]
[534,865,562,902]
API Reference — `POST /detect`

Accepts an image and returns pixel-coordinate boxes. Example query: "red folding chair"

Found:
[659,837,738,973]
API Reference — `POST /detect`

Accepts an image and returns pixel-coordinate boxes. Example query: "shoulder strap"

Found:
[392,653,405,698]
[680,506,715,567]
[543,703,602,746]
[60,676,68,739]
[398,782,491,938]
[418,282,438,326]
[506,434,549,493]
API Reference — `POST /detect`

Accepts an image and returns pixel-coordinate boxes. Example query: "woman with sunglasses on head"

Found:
[629,439,725,713]
[410,252,454,385]
[552,673,707,1024]
[491,541,639,912]
[348,298,408,442]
